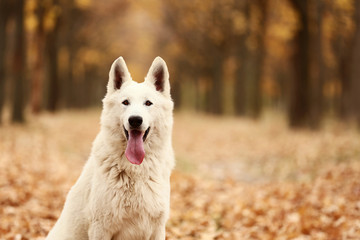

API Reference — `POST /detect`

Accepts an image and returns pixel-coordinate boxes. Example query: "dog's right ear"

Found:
[107,57,131,94]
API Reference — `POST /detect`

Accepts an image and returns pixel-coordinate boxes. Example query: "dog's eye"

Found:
[145,100,153,106]
[122,100,129,106]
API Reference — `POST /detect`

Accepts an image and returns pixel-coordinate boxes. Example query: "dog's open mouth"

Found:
[123,126,150,142]
[123,126,150,165]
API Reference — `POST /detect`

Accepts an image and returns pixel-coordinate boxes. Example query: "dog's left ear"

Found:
[145,57,170,96]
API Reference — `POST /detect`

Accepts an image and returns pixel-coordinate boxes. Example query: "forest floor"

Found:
[1,110,360,239]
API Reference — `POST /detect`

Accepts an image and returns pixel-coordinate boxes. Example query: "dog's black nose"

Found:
[129,116,143,128]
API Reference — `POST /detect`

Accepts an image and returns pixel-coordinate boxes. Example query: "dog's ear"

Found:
[107,57,131,94]
[145,57,170,96]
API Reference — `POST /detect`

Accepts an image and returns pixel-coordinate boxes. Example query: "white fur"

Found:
[46,57,175,240]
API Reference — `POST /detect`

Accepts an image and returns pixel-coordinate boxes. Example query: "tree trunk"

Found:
[63,0,76,108]
[288,0,311,128]
[309,0,324,129]
[332,4,353,120]
[234,0,250,116]
[0,0,8,123]
[12,0,26,123]
[234,48,248,116]
[209,50,224,115]
[46,32,59,112]
[351,0,360,126]
[31,0,45,114]
[339,55,352,119]
[45,0,60,112]
[172,78,181,110]
[249,0,267,119]
[172,58,189,110]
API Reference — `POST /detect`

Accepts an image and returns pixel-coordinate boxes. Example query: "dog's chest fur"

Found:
[100,158,168,216]
[89,146,170,238]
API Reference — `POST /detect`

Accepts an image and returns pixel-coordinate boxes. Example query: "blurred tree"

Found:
[248,0,268,119]
[61,0,77,109]
[12,0,26,123]
[59,0,128,109]
[350,0,360,125]
[0,0,8,123]
[233,0,250,116]
[31,0,46,114]
[45,0,60,112]
[288,0,311,128]
[208,45,225,115]
[162,0,244,114]
[331,1,353,119]
[288,0,325,128]
[331,0,360,123]
[161,0,206,112]
[309,0,324,128]
[1,0,359,128]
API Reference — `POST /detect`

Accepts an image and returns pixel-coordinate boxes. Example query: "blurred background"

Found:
[0,0,360,128]
[1,0,360,239]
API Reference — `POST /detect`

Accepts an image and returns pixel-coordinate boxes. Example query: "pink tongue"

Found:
[125,130,145,165]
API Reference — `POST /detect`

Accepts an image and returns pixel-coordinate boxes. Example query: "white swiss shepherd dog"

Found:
[46,57,175,240]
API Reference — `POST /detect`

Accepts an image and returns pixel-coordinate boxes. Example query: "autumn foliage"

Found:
[1,1,360,239]
[1,0,360,128]
[1,111,360,239]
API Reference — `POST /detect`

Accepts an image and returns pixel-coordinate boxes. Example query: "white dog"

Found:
[46,57,175,240]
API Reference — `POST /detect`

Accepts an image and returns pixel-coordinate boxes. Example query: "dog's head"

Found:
[101,57,173,165]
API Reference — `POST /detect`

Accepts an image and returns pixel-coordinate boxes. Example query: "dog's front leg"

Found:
[88,222,112,240]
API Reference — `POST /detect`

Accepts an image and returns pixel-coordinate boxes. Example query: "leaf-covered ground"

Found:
[1,110,360,239]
